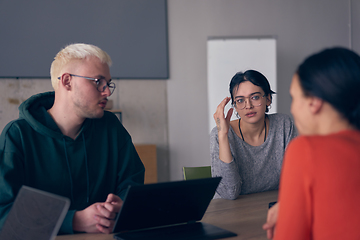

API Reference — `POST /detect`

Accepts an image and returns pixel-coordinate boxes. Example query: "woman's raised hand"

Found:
[213,97,234,136]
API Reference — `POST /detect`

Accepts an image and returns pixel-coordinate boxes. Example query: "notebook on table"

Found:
[113,177,237,240]
[0,185,70,240]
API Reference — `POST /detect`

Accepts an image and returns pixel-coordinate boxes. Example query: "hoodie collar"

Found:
[19,91,90,140]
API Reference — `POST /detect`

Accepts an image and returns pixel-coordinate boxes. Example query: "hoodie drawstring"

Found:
[82,133,90,203]
[63,135,90,204]
[63,138,74,203]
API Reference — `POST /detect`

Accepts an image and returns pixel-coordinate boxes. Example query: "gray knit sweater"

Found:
[210,113,297,199]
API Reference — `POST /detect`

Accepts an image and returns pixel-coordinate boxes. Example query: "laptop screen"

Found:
[113,177,221,233]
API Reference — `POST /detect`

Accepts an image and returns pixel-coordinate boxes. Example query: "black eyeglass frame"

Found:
[57,74,116,95]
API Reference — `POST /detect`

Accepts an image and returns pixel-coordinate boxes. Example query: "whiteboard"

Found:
[207,38,277,133]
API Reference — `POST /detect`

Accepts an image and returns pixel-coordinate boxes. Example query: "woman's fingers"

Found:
[214,97,231,118]
[225,107,234,122]
[214,97,232,133]
[218,97,231,110]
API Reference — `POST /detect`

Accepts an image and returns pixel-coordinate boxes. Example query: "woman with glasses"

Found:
[210,70,297,199]
[263,47,360,240]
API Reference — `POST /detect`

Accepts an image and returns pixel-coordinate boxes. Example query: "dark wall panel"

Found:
[0,0,168,79]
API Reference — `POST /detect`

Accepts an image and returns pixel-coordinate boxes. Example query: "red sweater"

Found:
[275,130,360,240]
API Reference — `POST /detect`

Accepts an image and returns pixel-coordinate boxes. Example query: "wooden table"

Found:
[56,190,278,240]
[202,190,278,240]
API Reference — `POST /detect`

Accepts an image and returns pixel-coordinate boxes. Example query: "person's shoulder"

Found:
[95,111,123,126]
[89,111,127,132]
[103,110,119,119]
[303,130,360,146]
[286,135,315,152]
[0,118,29,146]
[268,113,292,122]
[1,118,29,134]
[289,133,350,150]
[88,112,134,145]
[269,113,294,127]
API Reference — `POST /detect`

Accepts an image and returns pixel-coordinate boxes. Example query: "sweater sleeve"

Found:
[274,137,313,240]
[210,127,242,200]
[0,124,76,235]
[58,210,76,234]
[0,122,26,231]
[0,152,23,231]
[0,122,70,235]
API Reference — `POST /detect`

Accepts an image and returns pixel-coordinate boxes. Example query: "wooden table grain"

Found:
[56,190,278,240]
[202,190,278,240]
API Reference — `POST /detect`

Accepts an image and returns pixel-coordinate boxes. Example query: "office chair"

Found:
[182,166,212,180]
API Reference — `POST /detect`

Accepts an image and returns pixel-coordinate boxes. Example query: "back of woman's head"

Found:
[297,47,360,129]
[229,70,275,112]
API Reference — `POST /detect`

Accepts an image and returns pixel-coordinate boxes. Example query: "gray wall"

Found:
[0,0,359,182]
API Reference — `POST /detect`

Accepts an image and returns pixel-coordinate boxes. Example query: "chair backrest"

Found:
[182,166,212,180]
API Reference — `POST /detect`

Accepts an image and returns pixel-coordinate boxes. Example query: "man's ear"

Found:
[59,74,72,90]
[309,96,323,114]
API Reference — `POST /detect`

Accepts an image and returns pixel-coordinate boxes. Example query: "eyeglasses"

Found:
[234,93,266,110]
[58,74,116,95]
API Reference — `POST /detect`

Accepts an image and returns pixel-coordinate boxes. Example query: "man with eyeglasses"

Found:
[0,43,145,234]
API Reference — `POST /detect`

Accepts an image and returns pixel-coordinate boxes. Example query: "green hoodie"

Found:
[0,91,145,234]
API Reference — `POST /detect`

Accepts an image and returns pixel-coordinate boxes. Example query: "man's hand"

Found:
[104,193,123,213]
[73,194,123,234]
[262,202,279,239]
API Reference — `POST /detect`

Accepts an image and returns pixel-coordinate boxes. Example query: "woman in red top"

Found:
[263,47,360,240]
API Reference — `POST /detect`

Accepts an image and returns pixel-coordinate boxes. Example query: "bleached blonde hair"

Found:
[50,43,112,90]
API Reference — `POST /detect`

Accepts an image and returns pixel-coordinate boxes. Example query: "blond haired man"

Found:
[0,43,145,234]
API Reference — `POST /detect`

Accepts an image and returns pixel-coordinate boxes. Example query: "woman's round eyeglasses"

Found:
[234,93,266,110]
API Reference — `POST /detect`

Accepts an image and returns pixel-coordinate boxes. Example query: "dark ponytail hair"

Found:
[297,47,360,129]
[229,70,275,112]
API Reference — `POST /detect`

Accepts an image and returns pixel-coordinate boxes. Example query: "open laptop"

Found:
[0,185,70,240]
[113,177,237,240]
